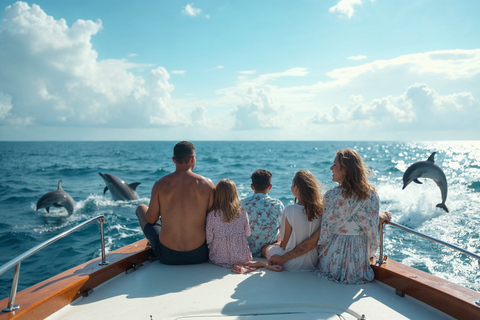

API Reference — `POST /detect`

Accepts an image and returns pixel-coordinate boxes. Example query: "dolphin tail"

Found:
[129,182,141,191]
[103,186,108,194]
[436,203,449,213]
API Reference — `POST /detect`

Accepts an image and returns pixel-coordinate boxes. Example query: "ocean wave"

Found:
[109,223,142,239]
[202,156,220,163]
[0,231,37,247]
[153,168,170,175]
[467,181,480,192]
[311,161,331,167]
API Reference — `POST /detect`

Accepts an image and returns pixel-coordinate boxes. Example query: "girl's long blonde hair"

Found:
[336,148,375,200]
[292,170,323,221]
[211,179,243,222]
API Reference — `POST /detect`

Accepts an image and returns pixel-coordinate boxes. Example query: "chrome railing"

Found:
[0,215,109,312]
[377,220,480,268]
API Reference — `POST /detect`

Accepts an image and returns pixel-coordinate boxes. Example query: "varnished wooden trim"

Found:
[0,239,151,320]
[372,258,480,319]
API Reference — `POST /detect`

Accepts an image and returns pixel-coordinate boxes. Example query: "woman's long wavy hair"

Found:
[335,148,375,200]
[211,179,243,222]
[292,170,323,221]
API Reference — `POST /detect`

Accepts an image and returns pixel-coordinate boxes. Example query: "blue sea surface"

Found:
[1,141,480,299]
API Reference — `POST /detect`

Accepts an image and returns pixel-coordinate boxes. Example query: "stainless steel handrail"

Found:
[377,220,480,268]
[0,215,109,312]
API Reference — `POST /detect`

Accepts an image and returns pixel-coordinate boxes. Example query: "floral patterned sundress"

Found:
[314,187,379,284]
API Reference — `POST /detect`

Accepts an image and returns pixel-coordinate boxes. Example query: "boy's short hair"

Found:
[173,141,195,164]
[251,169,272,191]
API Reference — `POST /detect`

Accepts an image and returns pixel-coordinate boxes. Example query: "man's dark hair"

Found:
[173,141,195,164]
[251,169,272,191]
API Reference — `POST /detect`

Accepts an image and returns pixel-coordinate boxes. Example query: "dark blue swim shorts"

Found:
[143,223,209,265]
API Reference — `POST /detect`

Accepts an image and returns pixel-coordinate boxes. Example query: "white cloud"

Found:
[216,65,225,69]
[171,70,186,75]
[309,83,480,131]
[233,87,286,130]
[0,93,13,121]
[348,55,367,60]
[329,0,363,19]
[232,67,309,89]
[328,50,480,84]
[0,2,185,128]
[190,106,208,126]
[182,3,202,17]
[238,70,257,75]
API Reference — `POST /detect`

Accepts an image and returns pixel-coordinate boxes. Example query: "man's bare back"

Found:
[147,169,214,251]
[136,141,215,262]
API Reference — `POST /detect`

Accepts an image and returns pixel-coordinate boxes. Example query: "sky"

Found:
[0,0,479,141]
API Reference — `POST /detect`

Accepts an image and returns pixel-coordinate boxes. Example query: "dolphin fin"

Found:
[103,186,108,194]
[46,207,50,213]
[413,179,423,184]
[129,182,141,191]
[57,180,63,190]
[427,152,436,163]
[436,203,449,213]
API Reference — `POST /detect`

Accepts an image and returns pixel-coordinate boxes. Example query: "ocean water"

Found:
[1,141,479,299]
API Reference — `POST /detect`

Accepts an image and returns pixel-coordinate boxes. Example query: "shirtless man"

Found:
[136,141,215,265]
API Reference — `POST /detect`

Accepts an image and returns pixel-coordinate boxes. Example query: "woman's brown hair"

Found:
[292,170,323,221]
[336,148,375,200]
[211,179,243,222]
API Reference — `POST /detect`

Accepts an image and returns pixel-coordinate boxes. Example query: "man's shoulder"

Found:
[193,173,214,188]
[153,174,171,187]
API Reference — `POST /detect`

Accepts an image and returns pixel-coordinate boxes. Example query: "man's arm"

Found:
[206,178,215,212]
[268,228,320,265]
[145,181,162,224]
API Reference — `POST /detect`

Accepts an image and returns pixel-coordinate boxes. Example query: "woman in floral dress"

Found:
[314,148,380,284]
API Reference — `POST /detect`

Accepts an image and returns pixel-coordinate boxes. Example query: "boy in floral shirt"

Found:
[241,169,284,257]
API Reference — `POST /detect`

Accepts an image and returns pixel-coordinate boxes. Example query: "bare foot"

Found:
[243,261,283,272]
[265,264,282,272]
[231,264,258,274]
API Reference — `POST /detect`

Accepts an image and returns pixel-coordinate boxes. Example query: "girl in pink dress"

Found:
[206,179,253,268]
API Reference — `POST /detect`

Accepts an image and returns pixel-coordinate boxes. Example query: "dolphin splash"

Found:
[99,172,141,201]
[36,180,75,215]
[402,152,449,213]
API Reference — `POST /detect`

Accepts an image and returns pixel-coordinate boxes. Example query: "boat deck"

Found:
[2,238,479,319]
[44,258,451,320]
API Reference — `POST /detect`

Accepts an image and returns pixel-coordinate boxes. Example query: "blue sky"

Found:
[0,0,479,141]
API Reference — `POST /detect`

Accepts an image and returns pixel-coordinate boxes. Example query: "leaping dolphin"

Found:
[99,172,141,201]
[402,152,449,213]
[36,180,75,215]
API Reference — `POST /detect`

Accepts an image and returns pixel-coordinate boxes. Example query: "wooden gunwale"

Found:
[372,259,480,319]
[0,239,151,320]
